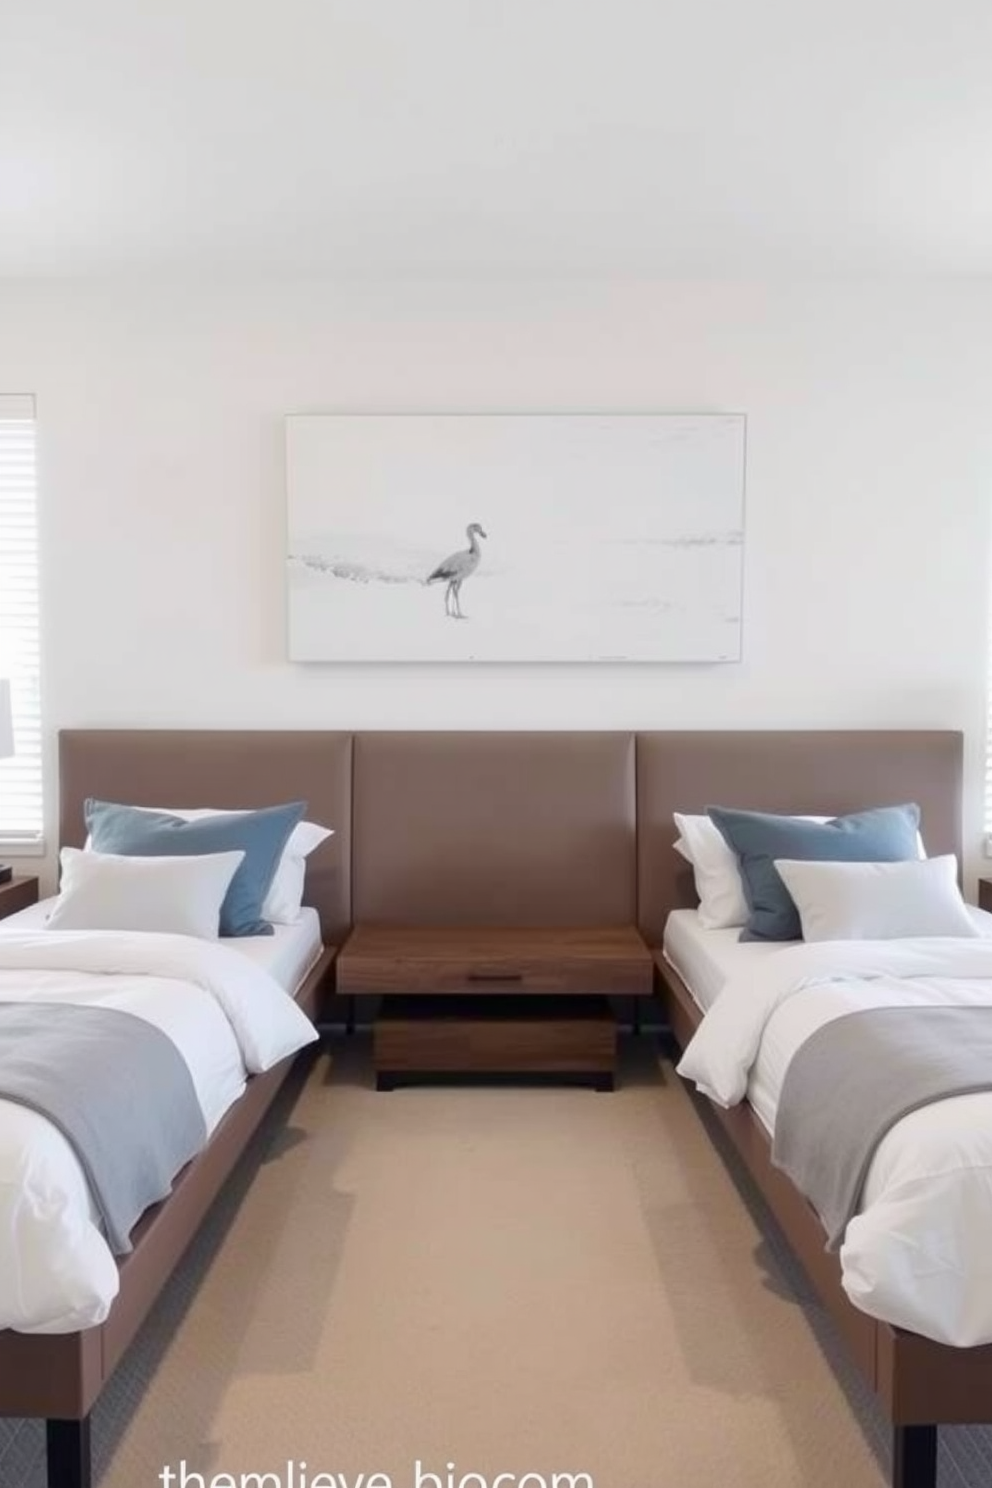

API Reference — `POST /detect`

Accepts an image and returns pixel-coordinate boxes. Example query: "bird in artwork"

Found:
[426,522,487,618]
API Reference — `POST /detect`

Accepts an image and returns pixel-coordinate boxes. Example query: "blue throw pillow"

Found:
[706,803,922,943]
[84,799,307,937]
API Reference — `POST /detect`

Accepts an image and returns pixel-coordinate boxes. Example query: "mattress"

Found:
[2,898,324,995]
[662,907,789,1012]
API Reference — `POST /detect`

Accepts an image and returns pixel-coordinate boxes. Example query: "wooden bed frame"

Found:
[0,731,355,1488]
[634,729,992,1488]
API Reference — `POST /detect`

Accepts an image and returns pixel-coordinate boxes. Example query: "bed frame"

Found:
[635,729,992,1488]
[0,731,354,1488]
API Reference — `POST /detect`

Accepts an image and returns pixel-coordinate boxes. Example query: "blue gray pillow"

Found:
[707,803,922,942]
[84,799,307,937]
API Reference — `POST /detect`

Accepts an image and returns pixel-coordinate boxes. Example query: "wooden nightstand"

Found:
[0,875,40,921]
[337,923,654,1090]
[978,880,992,914]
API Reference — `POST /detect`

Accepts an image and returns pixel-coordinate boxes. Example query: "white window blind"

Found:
[987,667,992,851]
[987,568,992,851]
[0,396,43,847]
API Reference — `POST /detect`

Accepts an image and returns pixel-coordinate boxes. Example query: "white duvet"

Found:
[677,937,992,1347]
[0,929,318,1335]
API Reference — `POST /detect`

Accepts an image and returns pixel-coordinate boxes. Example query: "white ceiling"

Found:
[3,0,992,278]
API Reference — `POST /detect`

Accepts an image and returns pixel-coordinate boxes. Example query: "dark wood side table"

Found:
[978,880,992,914]
[336,924,654,1090]
[0,875,39,921]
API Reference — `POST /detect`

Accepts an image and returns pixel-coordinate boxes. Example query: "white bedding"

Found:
[3,897,325,996]
[0,928,318,1335]
[675,930,992,1347]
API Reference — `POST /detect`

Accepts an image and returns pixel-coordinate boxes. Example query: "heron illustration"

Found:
[426,522,487,618]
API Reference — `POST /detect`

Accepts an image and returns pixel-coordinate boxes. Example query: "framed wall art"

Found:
[285,412,746,662]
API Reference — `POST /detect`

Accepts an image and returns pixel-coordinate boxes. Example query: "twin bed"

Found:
[0,730,351,1488]
[637,729,992,1488]
[3,726,992,1488]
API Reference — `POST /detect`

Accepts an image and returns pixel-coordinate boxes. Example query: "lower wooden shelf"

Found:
[372,994,617,1090]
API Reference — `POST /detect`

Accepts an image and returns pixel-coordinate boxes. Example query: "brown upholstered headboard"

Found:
[58,727,964,948]
[58,730,353,942]
[351,730,637,926]
[636,730,964,944]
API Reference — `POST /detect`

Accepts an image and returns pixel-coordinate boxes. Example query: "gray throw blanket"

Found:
[772,1005,992,1251]
[0,1002,207,1254]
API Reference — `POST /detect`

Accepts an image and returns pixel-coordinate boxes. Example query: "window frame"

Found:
[0,394,44,855]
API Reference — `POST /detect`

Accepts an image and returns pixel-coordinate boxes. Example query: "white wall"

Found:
[2,277,990,886]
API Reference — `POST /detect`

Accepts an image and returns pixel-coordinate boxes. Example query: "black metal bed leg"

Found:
[47,1416,92,1488]
[892,1424,937,1488]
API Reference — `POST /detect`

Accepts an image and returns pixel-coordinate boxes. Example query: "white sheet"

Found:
[676,933,992,1346]
[0,928,318,1335]
[662,908,790,1012]
[4,897,325,995]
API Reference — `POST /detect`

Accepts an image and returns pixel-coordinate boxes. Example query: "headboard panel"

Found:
[352,730,637,926]
[58,730,354,942]
[636,730,964,945]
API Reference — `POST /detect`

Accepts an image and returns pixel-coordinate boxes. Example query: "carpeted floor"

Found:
[1,1036,990,1488]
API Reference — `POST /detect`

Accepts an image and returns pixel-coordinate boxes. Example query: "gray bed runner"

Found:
[771,1005,992,1250]
[0,1002,207,1254]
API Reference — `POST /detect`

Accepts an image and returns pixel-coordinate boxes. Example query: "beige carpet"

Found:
[2,1037,987,1487]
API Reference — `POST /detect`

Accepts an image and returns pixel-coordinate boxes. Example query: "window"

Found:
[987,553,992,851]
[0,395,43,850]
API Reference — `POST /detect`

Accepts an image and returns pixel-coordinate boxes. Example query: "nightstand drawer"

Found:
[346,953,646,995]
[337,923,654,998]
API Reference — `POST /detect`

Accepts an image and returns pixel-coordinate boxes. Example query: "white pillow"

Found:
[673,812,926,930]
[772,854,978,942]
[84,808,333,925]
[47,846,246,938]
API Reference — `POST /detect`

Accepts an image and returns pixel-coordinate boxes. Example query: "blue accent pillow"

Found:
[706,803,922,943]
[84,799,307,938]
